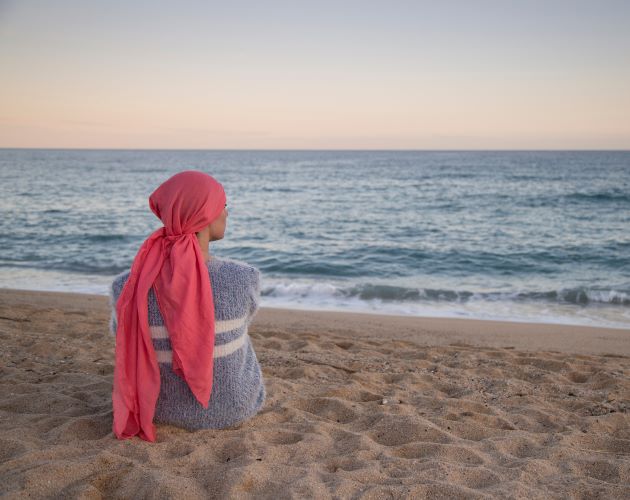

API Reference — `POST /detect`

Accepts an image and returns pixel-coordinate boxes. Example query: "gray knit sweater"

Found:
[109,257,266,431]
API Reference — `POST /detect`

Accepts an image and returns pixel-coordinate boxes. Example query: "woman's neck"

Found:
[196,228,211,262]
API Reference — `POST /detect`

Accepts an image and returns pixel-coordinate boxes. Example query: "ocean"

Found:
[1,149,628,329]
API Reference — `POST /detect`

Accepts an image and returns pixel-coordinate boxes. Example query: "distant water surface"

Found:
[0,149,628,329]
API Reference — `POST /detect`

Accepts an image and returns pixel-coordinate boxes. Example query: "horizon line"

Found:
[1,147,629,152]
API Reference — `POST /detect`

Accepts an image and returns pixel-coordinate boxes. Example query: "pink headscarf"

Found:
[112,170,226,442]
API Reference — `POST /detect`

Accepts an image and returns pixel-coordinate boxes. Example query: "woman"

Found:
[109,170,266,442]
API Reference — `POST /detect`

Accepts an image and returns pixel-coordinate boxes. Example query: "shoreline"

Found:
[0,287,627,356]
[257,302,630,331]
[1,274,628,331]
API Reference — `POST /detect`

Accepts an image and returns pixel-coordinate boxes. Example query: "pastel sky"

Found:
[1,0,629,149]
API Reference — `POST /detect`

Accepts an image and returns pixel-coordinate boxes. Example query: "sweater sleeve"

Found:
[109,272,128,337]
[245,266,262,326]
[109,280,118,337]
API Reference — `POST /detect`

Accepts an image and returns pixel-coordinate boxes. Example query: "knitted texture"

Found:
[109,257,266,431]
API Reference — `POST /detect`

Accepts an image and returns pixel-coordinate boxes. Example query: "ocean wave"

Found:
[253,256,367,277]
[260,187,302,193]
[262,281,630,307]
[565,190,630,203]
[84,234,132,243]
[0,260,129,276]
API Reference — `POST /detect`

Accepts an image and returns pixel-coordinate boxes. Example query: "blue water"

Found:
[1,149,629,329]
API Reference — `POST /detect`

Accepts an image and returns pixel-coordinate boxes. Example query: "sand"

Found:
[0,288,628,499]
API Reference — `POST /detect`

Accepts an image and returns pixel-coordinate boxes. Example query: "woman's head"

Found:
[149,170,226,236]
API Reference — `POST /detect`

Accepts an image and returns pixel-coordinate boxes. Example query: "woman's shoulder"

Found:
[209,257,260,289]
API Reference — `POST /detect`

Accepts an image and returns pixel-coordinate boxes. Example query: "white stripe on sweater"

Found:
[149,315,247,339]
[154,332,248,363]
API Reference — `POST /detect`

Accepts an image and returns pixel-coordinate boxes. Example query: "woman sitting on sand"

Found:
[109,170,266,442]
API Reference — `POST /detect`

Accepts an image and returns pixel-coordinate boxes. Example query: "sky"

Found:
[1,0,629,150]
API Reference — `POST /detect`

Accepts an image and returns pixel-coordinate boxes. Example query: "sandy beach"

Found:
[0,288,628,499]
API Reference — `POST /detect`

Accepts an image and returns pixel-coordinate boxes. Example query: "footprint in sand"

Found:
[46,415,112,443]
[392,442,485,465]
[367,415,451,446]
[316,386,383,403]
[0,438,27,462]
[565,371,590,383]
[334,341,354,350]
[261,430,304,445]
[163,441,197,459]
[292,397,359,424]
